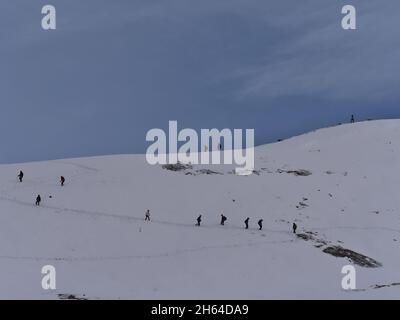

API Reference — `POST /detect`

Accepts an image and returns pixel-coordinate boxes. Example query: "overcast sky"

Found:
[1,0,399,163]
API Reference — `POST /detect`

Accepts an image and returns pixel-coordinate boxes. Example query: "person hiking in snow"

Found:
[60,176,65,187]
[196,215,202,226]
[244,217,250,229]
[18,171,24,182]
[35,195,41,206]
[350,115,355,123]
[293,222,297,234]
[258,219,263,231]
[145,209,150,221]
[220,214,227,226]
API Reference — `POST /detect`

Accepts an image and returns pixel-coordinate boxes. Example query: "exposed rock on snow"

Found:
[371,282,400,289]
[58,294,88,300]
[276,168,312,176]
[195,169,222,175]
[322,246,382,268]
[286,169,312,176]
[162,162,192,172]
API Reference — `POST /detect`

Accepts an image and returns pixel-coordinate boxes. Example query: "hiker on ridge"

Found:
[35,195,41,206]
[145,209,150,221]
[220,214,227,226]
[18,171,24,182]
[244,217,250,229]
[196,215,202,226]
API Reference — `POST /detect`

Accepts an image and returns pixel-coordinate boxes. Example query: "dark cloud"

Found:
[0,0,399,163]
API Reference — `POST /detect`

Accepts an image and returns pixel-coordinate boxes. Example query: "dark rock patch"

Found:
[162,162,192,172]
[286,169,312,176]
[195,169,222,175]
[58,293,88,300]
[323,246,382,268]
[371,282,400,289]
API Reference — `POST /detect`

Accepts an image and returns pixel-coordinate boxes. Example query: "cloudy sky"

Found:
[1,0,399,163]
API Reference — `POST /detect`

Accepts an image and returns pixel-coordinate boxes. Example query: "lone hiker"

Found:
[145,209,150,221]
[258,219,263,231]
[18,171,24,182]
[350,115,355,123]
[60,176,65,187]
[196,215,202,226]
[220,214,227,226]
[244,217,250,229]
[35,195,41,206]
[293,222,297,234]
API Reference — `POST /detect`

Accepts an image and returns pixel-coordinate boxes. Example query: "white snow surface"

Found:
[1,120,400,299]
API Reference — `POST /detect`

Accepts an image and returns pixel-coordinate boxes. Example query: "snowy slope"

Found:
[1,120,400,299]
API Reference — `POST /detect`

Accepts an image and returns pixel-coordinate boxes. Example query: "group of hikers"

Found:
[198,214,297,233]
[145,210,298,233]
[18,169,299,234]
[17,171,65,206]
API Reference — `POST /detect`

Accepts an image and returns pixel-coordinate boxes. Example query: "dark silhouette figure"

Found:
[196,215,202,226]
[35,195,41,206]
[350,115,355,123]
[244,217,250,229]
[293,223,297,234]
[145,209,150,221]
[258,219,263,230]
[220,214,227,225]
[18,171,24,182]
[60,176,65,186]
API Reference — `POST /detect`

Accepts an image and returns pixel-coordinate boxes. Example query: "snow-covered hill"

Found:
[1,120,400,299]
